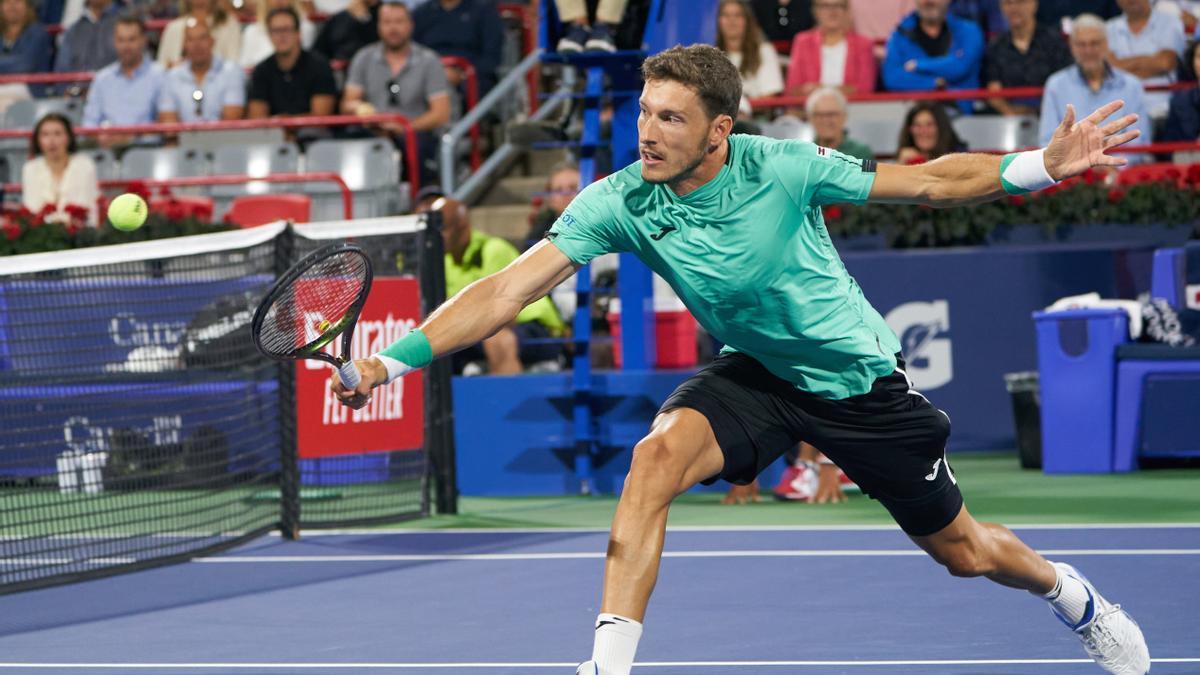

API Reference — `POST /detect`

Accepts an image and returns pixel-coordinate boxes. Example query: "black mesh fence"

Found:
[0,217,451,594]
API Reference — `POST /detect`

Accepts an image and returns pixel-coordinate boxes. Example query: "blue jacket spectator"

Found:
[0,0,52,75]
[1038,15,1151,155]
[54,0,123,72]
[412,0,503,95]
[882,1,984,114]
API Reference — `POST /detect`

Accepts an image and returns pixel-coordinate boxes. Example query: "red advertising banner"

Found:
[295,277,424,459]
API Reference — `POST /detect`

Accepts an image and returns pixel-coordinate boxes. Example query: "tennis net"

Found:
[0,216,452,594]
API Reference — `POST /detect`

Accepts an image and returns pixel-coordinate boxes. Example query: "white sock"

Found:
[591,612,642,675]
[1043,564,1092,628]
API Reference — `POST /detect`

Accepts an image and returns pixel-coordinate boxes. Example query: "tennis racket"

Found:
[251,243,374,390]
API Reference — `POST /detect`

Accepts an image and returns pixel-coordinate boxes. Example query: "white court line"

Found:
[1,659,1198,669]
[286,523,1200,535]
[193,548,1200,563]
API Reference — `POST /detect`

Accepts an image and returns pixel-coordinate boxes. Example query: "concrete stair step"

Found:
[477,174,546,207]
[470,204,532,245]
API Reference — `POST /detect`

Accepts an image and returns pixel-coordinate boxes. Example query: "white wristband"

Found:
[1000,148,1057,195]
[373,354,418,384]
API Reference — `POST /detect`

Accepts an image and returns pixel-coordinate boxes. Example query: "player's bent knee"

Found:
[624,437,691,500]
[934,540,994,578]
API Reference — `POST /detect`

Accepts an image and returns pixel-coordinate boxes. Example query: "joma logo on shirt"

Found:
[650,225,677,241]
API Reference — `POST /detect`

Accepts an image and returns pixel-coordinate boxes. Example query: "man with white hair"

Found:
[1039,14,1151,149]
[806,86,873,161]
[1106,0,1187,118]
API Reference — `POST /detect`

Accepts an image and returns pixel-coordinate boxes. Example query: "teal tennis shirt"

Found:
[547,134,901,400]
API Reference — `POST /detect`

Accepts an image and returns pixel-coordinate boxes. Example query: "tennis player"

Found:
[334,45,1150,675]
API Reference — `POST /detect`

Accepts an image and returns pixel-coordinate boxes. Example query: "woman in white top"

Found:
[239,0,315,67]
[716,0,783,99]
[21,113,99,226]
[157,0,242,67]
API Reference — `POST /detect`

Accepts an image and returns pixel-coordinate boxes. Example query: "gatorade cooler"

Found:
[607,276,698,369]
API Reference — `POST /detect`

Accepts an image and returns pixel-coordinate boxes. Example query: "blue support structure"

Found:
[538,1,719,493]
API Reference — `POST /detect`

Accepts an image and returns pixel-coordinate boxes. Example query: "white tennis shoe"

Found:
[1051,562,1150,674]
[575,661,598,674]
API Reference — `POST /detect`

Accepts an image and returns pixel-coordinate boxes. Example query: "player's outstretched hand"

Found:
[814,464,848,504]
[1043,100,1140,181]
[329,358,386,410]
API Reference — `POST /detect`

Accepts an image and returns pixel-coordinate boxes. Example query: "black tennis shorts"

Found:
[660,352,963,537]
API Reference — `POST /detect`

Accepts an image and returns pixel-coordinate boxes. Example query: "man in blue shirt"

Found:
[882,0,985,114]
[1039,13,1151,152]
[158,19,245,123]
[82,15,164,146]
[1106,0,1187,118]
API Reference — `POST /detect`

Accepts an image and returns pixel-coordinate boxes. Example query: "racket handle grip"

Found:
[337,360,361,390]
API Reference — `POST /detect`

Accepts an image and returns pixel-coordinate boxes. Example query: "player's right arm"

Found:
[333,242,577,405]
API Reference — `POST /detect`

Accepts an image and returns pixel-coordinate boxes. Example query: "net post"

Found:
[418,210,458,515]
[275,226,302,539]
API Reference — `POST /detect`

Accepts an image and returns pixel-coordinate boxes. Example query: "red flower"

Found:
[15,206,33,219]
[1081,168,1101,185]
[2,221,21,241]
[164,200,186,221]
[1007,194,1026,206]
[37,203,56,218]
[126,180,152,201]
[1186,164,1200,186]
[1107,187,1124,204]
[823,205,843,220]
[65,222,81,236]
[63,203,89,219]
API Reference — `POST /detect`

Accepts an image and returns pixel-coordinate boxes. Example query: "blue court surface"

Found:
[2,525,1197,674]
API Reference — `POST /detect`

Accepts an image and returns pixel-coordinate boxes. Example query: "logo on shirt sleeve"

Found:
[816,146,830,158]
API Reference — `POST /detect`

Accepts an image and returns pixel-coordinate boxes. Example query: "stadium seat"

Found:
[83,148,119,182]
[304,138,403,221]
[119,147,211,198]
[2,97,84,129]
[845,117,903,156]
[760,115,814,142]
[951,115,1037,153]
[209,142,302,216]
[226,194,311,228]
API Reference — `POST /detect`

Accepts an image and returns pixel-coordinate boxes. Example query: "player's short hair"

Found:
[641,44,742,121]
[114,12,146,35]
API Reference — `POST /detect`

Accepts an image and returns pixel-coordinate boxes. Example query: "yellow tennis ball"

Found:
[108,193,148,232]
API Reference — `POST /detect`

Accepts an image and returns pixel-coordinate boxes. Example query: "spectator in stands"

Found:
[1036,0,1118,31]
[882,0,985,114]
[416,187,566,375]
[552,0,625,53]
[312,0,377,62]
[413,0,503,95]
[985,0,1072,116]
[240,0,315,67]
[22,113,98,226]
[157,0,241,67]
[0,0,51,74]
[850,0,913,58]
[1162,40,1200,141]
[342,1,450,183]
[54,0,120,72]
[82,15,164,146]
[526,160,581,248]
[785,0,875,96]
[1155,1,1199,36]
[1106,0,1188,119]
[717,0,783,98]
[247,7,336,120]
[950,0,1006,35]
[807,86,873,159]
[158,19,246,122]
[1039,14,1152,149]
[896,100,965,162]
[751,0,813,44]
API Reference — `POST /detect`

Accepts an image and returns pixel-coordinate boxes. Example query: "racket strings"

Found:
[258,252,369,356]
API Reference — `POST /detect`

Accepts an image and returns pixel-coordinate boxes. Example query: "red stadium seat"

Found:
[226,194,311,228]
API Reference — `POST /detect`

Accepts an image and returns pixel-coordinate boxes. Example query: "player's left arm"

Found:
[867,100,1140,207]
